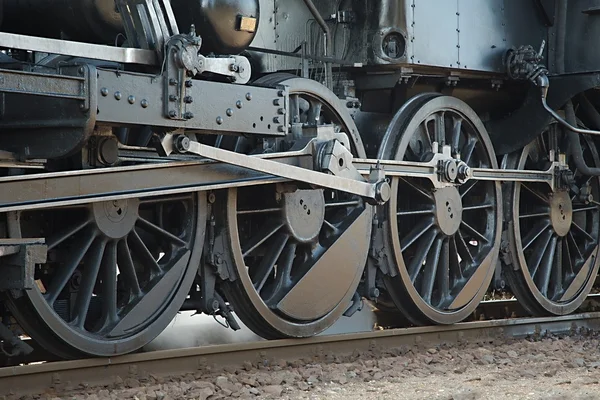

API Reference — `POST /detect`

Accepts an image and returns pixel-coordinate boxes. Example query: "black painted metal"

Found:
[217,75,373,339]
[503,125,600,316]
[376,94,502,325]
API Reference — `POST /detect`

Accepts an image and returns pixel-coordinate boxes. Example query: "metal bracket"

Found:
[163,32,252,121]
[0,239,47,291]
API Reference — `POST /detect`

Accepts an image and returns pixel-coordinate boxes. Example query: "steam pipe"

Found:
[302,0,333,88]
[536,0,600,175]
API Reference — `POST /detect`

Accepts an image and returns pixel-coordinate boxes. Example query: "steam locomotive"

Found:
[0,0,598,360]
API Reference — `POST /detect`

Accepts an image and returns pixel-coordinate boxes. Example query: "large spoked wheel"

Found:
[380,94,502,325]
[219,75,372,339]
[504,126,600,315]
[5,194,206,357]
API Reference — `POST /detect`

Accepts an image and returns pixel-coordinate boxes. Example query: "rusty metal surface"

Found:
[1,312,599,397]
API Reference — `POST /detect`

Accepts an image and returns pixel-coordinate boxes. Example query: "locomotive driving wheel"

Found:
[4,127,207,359]
[503,126,600,316]
[379,94,502,325]
[217,75,373,339]
[5,193,206,358]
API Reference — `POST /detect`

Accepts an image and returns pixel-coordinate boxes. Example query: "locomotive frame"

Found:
[1,0,600,360]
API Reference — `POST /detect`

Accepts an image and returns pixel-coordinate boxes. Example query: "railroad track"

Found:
[2,311,600,397]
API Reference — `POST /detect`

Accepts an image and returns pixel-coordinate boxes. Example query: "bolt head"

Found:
[100,88,109,97]
[141,99,149,108]
[128,95,135,104]
[236,100,243,109]
[216,116,224,125]
[246,93,252,101]
[114,92,122,100]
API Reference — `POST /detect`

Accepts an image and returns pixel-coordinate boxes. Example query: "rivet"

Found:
[128,95,135,104]
[273,117,281,123]
[273,99,281,106]
[114,92,122,100]
[169,94,178,102]
[236,100,243,109]
[216,116,224,125]
[185,80,193,88]
[78,66,85,75]
[169,78,178,86]
[169,110,177,118]
[184,112,194,120]
[100,88,109,97]
[277,108,286,115]
[226,108,233,117]
[184,96,194,104]
[245,93,252,101]
[278,126,286,132]
[141,99,149,108]
[277,90,285,97]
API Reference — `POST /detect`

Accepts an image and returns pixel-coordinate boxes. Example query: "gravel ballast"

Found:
[5,331,600,400]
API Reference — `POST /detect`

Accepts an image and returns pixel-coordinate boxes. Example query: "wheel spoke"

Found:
[436,238,451,307]
[549,238,563,300]
[433,112,446,144]
[572,205,599,213]
[117,239,142,299]
[571,221,595,242]
[460,179,478,199]
[399,177,434,200]
[400,217,435,250]
[535,235,557,296]
[46,227,96,305]
[252,234,289,293]
[408,229,438,282]
[455,231,474,265]
[568,231,585,262]
[397,207,434,217]
[449,236,464,282]
[460,221,490,244]
[462,138,476,165]
[136,217,188,248]
[527,228,553,277]
[521,183,550,204]
[72,238,107,328]
[521,219,551,250]
[263,242,297,305]
[241,219,284,257]
[46,219,90,250]
[99,241,119,329]
[463,203,493,212]
[420,237,443,304]
[129,229,162,276]
[451,116,463,155]
[563,236,575,275]
[519,210,550,219]
[237,207,282,215]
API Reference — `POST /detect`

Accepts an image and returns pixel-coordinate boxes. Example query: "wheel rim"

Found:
[220,76,372,338]
[380,95,502,325]
[505,127,600,315]
[6,193,205,358]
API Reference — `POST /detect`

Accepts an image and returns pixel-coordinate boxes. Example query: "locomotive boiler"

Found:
[0,0,598,361]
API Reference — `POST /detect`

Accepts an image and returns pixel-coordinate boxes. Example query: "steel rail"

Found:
[1,312,599,397]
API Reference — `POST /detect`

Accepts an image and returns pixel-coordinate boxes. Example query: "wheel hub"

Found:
[92,199,140,239]
[549,191,573,237]
[282,189,325,243]
[433,187,463,236]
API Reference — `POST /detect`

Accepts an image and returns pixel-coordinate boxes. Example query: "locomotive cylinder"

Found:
[0,0,259,54]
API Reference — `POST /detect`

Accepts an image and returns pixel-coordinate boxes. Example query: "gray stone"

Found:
[263,385,283,397]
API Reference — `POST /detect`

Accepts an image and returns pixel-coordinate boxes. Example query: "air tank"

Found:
[0,0,259,54]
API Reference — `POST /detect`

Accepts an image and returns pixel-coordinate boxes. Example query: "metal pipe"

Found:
[301,0,333,88]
